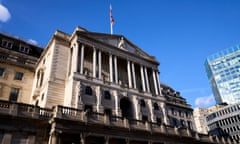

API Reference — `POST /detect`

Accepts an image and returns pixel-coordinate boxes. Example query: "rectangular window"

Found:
[14,72,24,80]
[0,54,7,60]
[9,88,19,101]
[1,40,13,49]
[17,58,26,64]
[19,45,29,53]
[0,68,4,77]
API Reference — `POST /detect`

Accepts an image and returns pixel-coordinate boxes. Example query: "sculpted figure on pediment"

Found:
[118,37,126,49]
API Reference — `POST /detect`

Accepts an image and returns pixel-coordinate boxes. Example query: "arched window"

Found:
[140,99,146,107]
[85,86,92,95]
[104,91,111,100]
[153,102,159,110]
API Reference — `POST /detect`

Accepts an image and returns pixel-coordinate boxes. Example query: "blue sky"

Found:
[1,0,240,108]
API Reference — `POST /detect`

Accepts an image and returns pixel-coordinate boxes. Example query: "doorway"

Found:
[120,97,133,119]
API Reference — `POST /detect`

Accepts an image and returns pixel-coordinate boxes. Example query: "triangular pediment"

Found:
[78,32,155,61]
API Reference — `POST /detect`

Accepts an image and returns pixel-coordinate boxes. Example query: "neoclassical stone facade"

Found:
[32,27,165,124]
[0,27,234,144]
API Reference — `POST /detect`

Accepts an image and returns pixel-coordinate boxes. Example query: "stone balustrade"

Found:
[0,100,235,144]
[0,100,52,119]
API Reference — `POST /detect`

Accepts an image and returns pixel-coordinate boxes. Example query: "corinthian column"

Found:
[127,60,132,88]
[114,56,118,83]
[152,69,158,95]
[140,65,146,92]
[92,47,96,78]
[80,44,85,74]
[131,62,136,89]
[144,67,150,92]
[156,71,161,95]
[98,50,102,79]
[109,54,113,82]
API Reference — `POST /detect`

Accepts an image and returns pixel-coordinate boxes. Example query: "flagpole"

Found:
[110,4,114,35]
[110,23,113,35]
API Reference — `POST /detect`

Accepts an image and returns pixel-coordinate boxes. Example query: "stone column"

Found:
[1,133,12,144]
[152,69,158,95]
[114,56,118,83]
[131,62,136,89]
[144,67,150,93]
[148,100,154,122]
[132,96,140,120]
[156,71,161,95]
[74,44,79,72]
[126,139,130,144]
[98,50,102,79]
[105,136,109,144]
[161,103,169,125]
[127,60,132,88]
[96,86,103,113]
[109,54,113,82]
[80,44,85,74]
[28,135,36,144]
[80,133,85,144]
[92,47,96,78]
[140,65,146,92]
[113,91,120,116]
[48,131,58,144]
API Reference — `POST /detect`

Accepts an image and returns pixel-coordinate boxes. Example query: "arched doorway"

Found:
[120,97,133,119]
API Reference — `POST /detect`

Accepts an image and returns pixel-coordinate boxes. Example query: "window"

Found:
[104,109,112,116]
[140,99,146,107]
[84,105,93,112]
[0,68,4,77]
[104,91,111,100]
[142,115,148,122]
[19,45,29,53]
[171,108,174,115]
[153,102,159,110]
[18,58,26,64]
[180,120,185,127]
[156,118,162,124]
[1,40,13,49]
[14,72,23,80]
[41,93,44,101]
[85,86,92,95]
[9,88,19,101]
[0,54,7,60]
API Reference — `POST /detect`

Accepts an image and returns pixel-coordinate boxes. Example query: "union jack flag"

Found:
[110,4,114,25]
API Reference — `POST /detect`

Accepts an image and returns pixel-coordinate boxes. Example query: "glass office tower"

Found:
[205,45,240,105]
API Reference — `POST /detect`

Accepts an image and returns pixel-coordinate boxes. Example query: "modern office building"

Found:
[193,104,226,135]
[0,27,232,144]
[204,45,240,105]
[206,103,240,143]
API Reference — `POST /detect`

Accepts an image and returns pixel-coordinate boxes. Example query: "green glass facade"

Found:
[205,45,240,104]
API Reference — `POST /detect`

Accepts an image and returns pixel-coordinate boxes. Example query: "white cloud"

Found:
[28,39,38,45]
[181,87,209,94]
[0,4,11,22]
[195,95,215,108]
